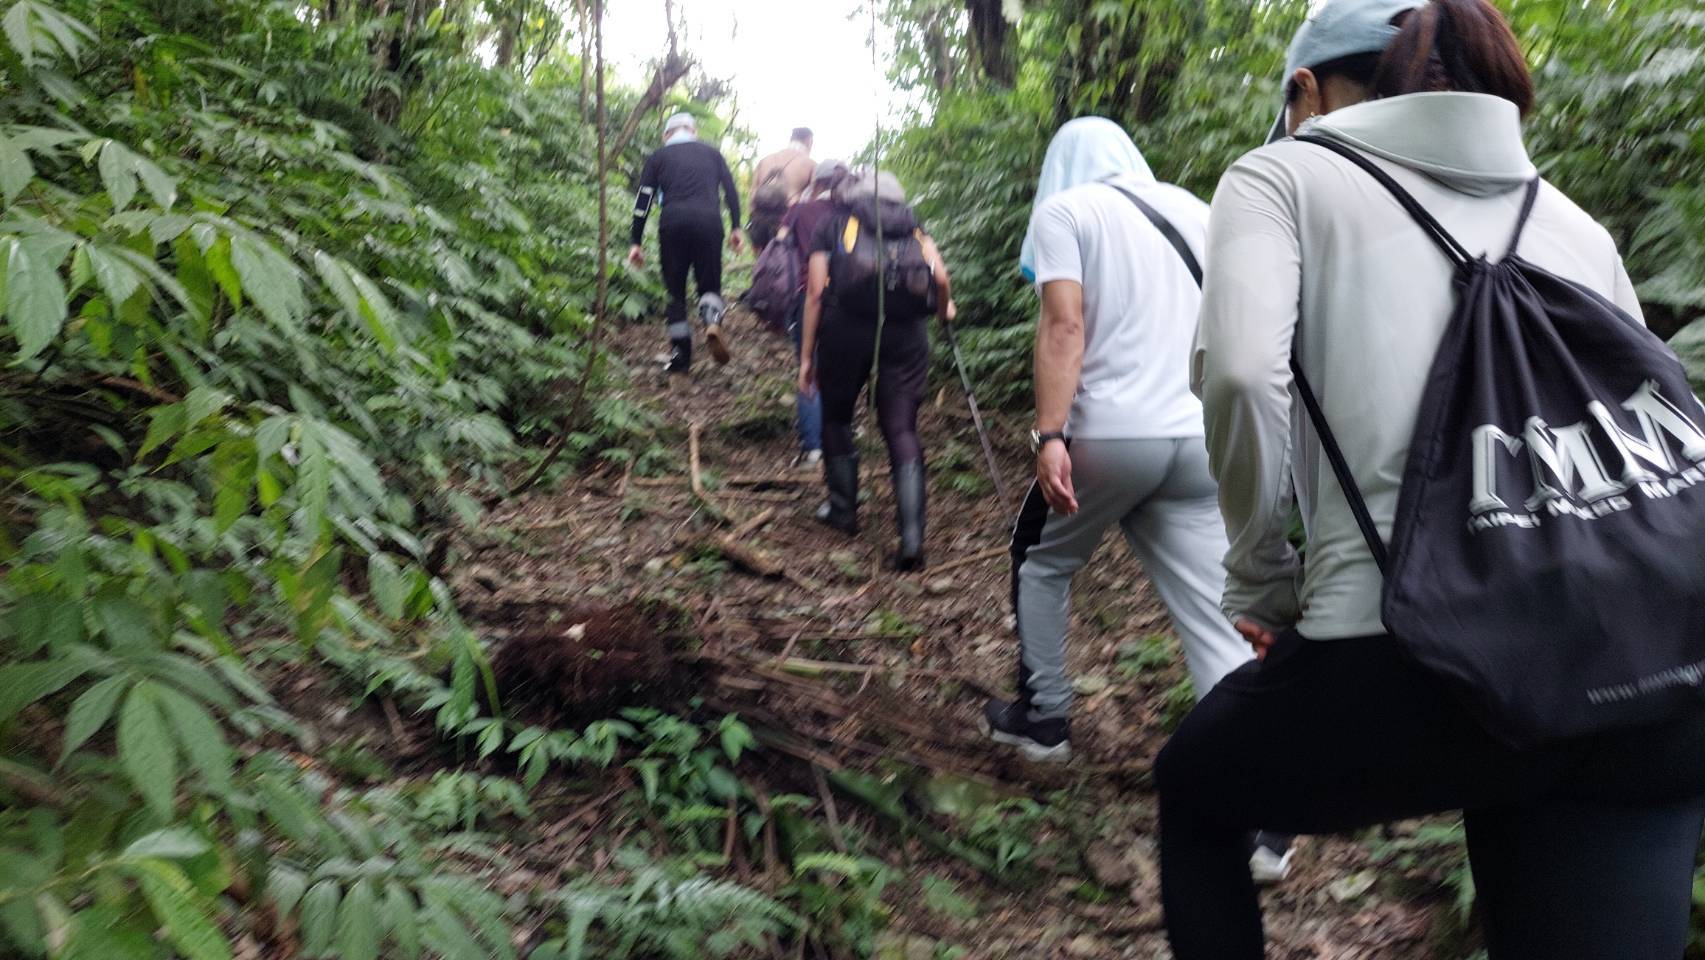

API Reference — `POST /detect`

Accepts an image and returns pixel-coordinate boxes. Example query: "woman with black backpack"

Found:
[798,171,956,570]
[1164,0,1705,957]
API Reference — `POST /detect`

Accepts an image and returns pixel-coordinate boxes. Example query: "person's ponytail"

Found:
[1375,0,1535,114]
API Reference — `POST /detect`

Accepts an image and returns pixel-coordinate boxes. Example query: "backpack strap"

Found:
[1294,135,1474,268]
[1103,181,1203,287]
[1504,177,1541,260]
[1288,351,1391,574]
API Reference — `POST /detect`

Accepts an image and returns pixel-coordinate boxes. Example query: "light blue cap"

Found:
[1266,0,1426,142]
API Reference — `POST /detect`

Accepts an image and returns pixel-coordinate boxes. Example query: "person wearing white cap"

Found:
[1157,1,1705,957]
[628,112,746,383]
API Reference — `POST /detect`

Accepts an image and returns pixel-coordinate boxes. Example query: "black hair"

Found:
[1375,0,1534,115]
[791,127,813,143]
[1284,50,1384,104]
[1285,1,1534,115]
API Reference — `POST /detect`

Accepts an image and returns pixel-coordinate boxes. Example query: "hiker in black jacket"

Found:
[628,112,746,383]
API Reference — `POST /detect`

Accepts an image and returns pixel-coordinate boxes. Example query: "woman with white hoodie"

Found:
[1163,0,1705,957]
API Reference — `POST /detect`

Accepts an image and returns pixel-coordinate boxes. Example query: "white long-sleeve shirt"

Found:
[1193,92,1643,639]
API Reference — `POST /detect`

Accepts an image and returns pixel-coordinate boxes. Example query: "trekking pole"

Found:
[942,320,1012,512]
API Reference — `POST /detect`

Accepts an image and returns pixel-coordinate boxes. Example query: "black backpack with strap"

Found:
[827,196,938,323]
[1280,135,1705,746]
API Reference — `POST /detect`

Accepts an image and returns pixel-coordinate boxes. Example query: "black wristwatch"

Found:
[1029,429,1067,454]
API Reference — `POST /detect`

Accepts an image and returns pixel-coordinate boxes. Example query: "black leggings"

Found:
[660,215,722,329]
[1156,631,1705,960]
[815,311,928,465]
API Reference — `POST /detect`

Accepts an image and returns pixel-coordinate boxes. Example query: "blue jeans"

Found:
[789,299,822,454]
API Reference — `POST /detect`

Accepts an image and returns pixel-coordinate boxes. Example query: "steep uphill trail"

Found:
[458,307,1468,959]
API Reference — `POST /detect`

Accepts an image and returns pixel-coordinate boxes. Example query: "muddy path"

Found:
[456,307,1472,959]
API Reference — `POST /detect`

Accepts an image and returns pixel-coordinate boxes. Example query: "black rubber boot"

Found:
[816,454,859,534]
[666,334,692,374]
[892,460,926,571]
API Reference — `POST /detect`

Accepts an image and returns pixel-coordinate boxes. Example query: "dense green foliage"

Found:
[0,0,695,955]
[882,0,1705,407]
[3,0,1704,955]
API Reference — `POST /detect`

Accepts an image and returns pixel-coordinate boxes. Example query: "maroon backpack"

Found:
[746,232,801,337]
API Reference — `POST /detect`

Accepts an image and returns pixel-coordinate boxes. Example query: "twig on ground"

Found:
[812,764,849,853]
[615,459,634,499]
[928,544,1009,576]
[772,656,1001,696]
[727,507,776,541]
[689,421,705,497]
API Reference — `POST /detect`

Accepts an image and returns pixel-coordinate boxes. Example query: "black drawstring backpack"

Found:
[1292,135,1705,747]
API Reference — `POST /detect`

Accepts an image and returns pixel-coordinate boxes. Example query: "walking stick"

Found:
[942,320,1012,512]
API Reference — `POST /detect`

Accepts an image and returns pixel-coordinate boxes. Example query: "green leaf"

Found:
[86,245,143,306]
[59,673,130,763]
[138,403,186,459]
[421,910,485,960]
[347,266,400,351]
[123,827,210,861]
[311,250,363,324]
[267,865,308,918]
[367,554,407,621]
[183,385,232,425]
[5,235,67,359]
[117,681,178,818]
[129,859,233,960]
[97,140,138,212]
[229,234,301,330]
[154,684,232,793]
[335,879,380,960]
[133,153,176,209]
[0,657,91,724]
[96,596,154,649]
[298,879,341,957]
[2,2,33,63]
[383,882,421,960]
[254,415,291,463]
[0,135,35,204]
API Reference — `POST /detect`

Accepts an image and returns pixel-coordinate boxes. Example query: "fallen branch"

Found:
[771,657,1003,698]
[709,536,784,578]
[727,507,776,541]
[689,421,705,498]
[928,544,1009,576]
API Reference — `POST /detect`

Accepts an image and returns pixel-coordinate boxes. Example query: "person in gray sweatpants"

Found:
[984,117,1249,764]
[1005,437,1248,729]
[984,117,1292,882]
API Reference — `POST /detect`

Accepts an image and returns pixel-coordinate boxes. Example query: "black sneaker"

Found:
[981,698,1071,763]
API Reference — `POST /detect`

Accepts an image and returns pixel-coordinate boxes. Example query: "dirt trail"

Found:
[459,309,1468,959]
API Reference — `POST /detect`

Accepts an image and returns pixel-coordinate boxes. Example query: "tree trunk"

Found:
[578,1,591,120]
[594,0,608,327]
[965,0,1014,87]
[505,0,609,497]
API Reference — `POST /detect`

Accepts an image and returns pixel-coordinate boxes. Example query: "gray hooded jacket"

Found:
[1193,92,1643,639]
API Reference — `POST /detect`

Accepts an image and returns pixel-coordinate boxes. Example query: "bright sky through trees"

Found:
[603,0,898,165]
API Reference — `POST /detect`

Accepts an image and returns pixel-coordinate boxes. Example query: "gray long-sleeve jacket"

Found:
[1193,92,1643,639]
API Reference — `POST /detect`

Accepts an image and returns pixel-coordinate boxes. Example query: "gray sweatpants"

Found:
[1009,437,1251,721]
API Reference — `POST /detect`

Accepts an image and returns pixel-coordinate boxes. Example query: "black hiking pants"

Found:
[815,309,928,466]
[1156,631,1705,960]
[660,215,722,370]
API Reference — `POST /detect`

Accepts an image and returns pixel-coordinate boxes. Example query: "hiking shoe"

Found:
[981,698,1070,763]
[704,323,731,365]
[793,449,823,472]
[699,293,730,365]
[1249,832,1296,885]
